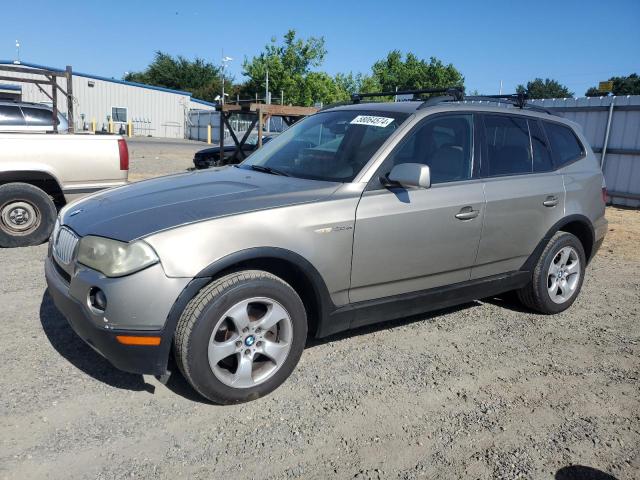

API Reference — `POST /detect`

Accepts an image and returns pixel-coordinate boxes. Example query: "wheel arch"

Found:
[0,170,65,207]
[160,247,335,365]
[521,214,595,272]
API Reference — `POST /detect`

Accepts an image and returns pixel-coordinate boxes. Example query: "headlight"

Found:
[51,218,60,241]
[76,236,159,277]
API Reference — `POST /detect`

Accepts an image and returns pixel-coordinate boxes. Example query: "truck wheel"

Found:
[517,232,586,314]
[174,270,307,404]
[0,183,57,248]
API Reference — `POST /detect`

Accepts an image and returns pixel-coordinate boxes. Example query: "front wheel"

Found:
[517,232,586,314]
[0,182,57,248]
[174,270,307,404]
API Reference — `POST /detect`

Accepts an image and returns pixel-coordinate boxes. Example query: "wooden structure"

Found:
[0,63,74,133]
[217,103,318,164]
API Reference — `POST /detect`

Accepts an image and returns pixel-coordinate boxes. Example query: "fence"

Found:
[529,95,640,208]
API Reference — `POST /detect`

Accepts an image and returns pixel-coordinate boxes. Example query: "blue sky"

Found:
[1,0,638,96]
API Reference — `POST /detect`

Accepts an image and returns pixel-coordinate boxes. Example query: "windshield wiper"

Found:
[248,165,290,177]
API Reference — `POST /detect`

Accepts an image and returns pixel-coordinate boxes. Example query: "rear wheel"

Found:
[518,232,586,314]
[174,270,307,404]
[0,183,57,248]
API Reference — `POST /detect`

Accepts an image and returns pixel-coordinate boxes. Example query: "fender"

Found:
[157,247,340,372]
[520,214,595,272]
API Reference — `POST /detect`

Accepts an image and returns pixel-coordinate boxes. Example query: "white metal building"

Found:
[0,60,216,139]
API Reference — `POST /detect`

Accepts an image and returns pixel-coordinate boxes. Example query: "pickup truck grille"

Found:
[54,227,79,265]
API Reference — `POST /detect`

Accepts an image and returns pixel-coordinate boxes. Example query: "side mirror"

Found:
[387,163,431,189]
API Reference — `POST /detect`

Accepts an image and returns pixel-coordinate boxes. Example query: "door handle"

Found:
[455,206,480,220]
[543,196,559,207]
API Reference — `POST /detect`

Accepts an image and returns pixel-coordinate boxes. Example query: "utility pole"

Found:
[221,49,224,106]
[14,40,20,64]
[265,68,269,104]
[221,50,233,106]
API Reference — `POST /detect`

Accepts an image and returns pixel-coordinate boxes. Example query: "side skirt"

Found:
[318,271,530,337]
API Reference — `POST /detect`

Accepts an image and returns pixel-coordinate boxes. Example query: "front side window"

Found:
[544,121,584,168]
[483,115,532,176]
[383,114,473,184]
[21,107,56,126]
[112,107,127,123]
[0,105,25,125]
[239,110,409,182]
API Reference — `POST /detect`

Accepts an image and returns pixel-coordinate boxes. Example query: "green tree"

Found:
[585,73,640,96]
[515,78,573,99]
[370,50,464,93]
[125,51,227,102]
[241,30,328,106]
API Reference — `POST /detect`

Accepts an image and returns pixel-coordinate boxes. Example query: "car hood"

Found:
[62,167,340,241]
[194,145,237,156]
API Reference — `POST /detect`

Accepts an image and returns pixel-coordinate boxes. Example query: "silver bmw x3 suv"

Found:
[45,91,607,404]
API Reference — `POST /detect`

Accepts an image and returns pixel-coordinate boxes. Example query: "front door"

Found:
[350,113,485,303]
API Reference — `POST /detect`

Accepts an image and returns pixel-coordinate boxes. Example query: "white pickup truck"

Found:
[0,134,128,247]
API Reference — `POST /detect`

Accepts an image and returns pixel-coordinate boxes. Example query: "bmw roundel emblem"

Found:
[244,335,256,347]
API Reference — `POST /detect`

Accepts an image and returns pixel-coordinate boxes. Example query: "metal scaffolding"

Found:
[216,103,318,164]
[0,63,74,133]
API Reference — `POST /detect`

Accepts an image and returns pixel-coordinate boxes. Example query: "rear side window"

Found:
[529,120,553,172]
[544,121,584,167]
[0,105,25,125]
[483,115,532,176]
[21,107,55,126]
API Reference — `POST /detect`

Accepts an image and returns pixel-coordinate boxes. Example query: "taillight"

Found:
[118,138,129,171]
[602,187,608,204]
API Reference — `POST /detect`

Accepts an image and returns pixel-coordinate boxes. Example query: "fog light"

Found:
[89,287,107,311]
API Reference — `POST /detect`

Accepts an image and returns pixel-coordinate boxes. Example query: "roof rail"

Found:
[418,92,559,116]
[463,94,558,115]
[351,87,464,104]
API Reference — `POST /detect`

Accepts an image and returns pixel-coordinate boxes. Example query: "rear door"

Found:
[350,113,485,304]
[472,113,565,279]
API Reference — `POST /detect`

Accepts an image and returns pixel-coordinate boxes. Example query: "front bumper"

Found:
[44,256,186,376]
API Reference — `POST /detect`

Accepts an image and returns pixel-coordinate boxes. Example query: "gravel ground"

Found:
[126,137,207,181]
[0,143,638,479]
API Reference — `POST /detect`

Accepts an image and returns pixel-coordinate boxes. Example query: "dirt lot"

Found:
[1,145,638,479]
[126,137,205,181]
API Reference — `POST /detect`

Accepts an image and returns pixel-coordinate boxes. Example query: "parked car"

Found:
[0,100,69,133]
[0,134,128,247]
[45,91,607,404]
[193,134,278,169]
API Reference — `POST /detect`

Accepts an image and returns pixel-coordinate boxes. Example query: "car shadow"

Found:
[38,291,507,403]
[306,301,481,348]
[555,465,618,480]
[39,290,155,393]
[481,291,534,314]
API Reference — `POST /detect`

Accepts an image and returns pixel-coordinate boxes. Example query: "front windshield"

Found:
[239,110,409,182]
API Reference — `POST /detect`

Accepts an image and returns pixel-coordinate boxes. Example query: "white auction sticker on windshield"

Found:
[350,115,394,128]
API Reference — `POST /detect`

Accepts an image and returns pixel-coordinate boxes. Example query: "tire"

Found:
[517,232,586,314]
[0,182,57,248]
[174,270,308,404]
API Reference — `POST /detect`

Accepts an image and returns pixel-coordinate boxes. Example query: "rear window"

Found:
[483,115,532,176]
[544,121,584,167]
[0,105,25,125]
[21,107,55,126]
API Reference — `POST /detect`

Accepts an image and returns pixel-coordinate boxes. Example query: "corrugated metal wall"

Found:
[529,96,640,208]
[4,65,192,139]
